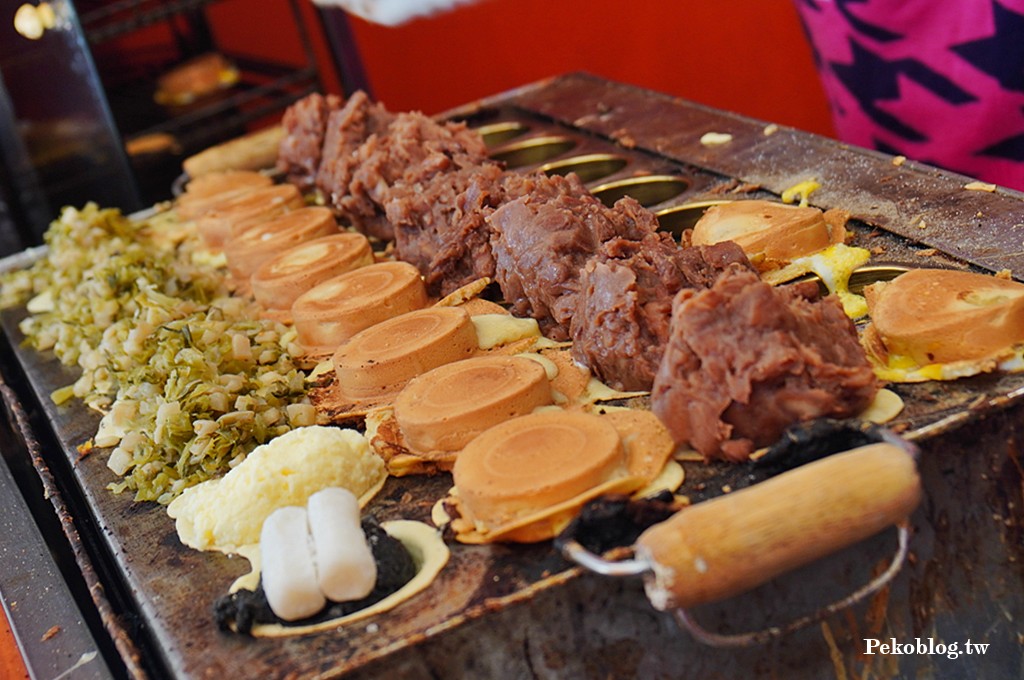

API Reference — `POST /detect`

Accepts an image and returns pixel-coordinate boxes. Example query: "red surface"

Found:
[201,0,835,137]
[0,607,28,680]
[339,0,835,135]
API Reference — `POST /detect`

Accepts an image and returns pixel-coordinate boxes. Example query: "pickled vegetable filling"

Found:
[213,518,417,635]
[0,204,313,503]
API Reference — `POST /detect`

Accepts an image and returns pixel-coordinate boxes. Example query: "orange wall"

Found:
[0,607,28,680]
[209,0,835,137]
[343,0,835,136]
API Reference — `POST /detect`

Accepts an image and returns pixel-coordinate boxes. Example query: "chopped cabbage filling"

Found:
[0,204,312,504]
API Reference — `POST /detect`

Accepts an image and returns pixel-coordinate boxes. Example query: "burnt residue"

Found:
[554,491,680,554]
[214,517,416,635]
[682,418,897,504]
[465,541,570,604]
[373,474,452,523]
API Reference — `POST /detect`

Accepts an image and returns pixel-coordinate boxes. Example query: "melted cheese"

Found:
[869,345,1024,383]
[858,388,904,424]
[781,179,821,207]
[470,313,541,350]
[765,243,872,319]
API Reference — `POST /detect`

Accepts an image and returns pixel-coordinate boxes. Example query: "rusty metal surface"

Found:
[486,73,1024,280]
[0,344,147,678]
[0,73,1021,678]
[0,381,117,680]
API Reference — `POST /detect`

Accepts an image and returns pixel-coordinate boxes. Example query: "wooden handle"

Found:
[634,442,920,610]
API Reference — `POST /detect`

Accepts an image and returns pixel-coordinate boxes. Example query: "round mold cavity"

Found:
[655,200,732,241]
[793,265,909,296]
[847,264,909,294]
[475,121,530,147]
[591,175,690,208]
[490,135,577,168]
[540,154,629,183]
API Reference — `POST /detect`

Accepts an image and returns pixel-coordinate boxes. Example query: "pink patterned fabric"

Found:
[796,0,1024,190]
